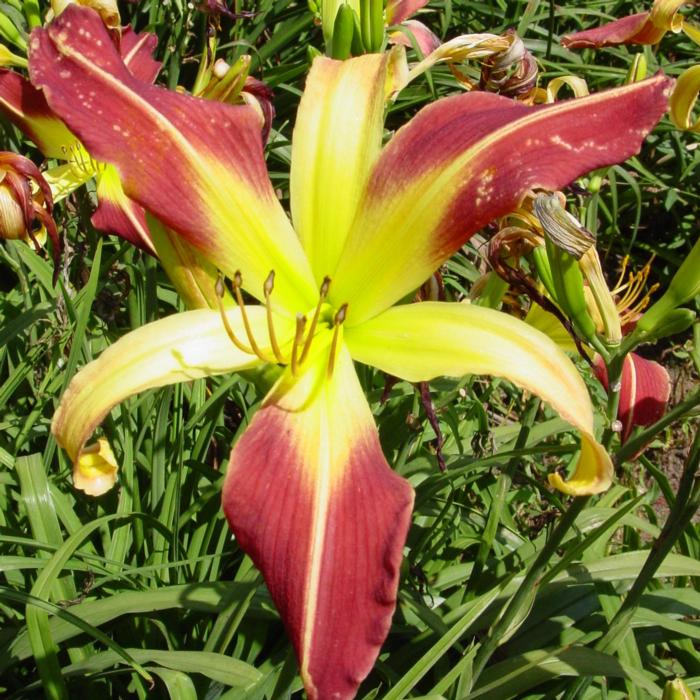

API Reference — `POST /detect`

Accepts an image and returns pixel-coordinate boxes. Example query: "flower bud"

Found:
[0,152,61,278]
[0,181,28,239]
[662,678,694,700]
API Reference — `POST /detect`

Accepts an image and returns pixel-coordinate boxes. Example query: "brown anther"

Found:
[300,276,332,365]
[215,275,226,298]
[215,277,253,355]
[231,270,272,362]
[264,269,275,297]
[327,303,348,377]
[291,314,307,376]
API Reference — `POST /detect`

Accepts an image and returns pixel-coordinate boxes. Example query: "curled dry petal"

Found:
[73,438,118,496]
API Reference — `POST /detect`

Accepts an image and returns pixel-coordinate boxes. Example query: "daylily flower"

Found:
[0,151,59,268]
[0,26,160,252]
[561,0,700,48]
[31,6,672,697]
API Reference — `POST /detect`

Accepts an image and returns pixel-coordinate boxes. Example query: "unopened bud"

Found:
[0,182,28,239]
[662,678,694,700]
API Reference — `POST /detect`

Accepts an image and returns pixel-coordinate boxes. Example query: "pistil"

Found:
[291,313,307,376]
[300,276,331,365]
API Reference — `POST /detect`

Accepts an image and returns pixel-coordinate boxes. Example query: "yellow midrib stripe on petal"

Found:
[300,381,332,690]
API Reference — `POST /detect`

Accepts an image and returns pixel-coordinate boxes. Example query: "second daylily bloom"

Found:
[0,25,160,251]
[31,6,672,697]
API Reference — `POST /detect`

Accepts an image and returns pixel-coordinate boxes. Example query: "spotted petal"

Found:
[52,307,290,476]
[29,5,317,313]
[330,75,672,324]
[345,302,613,494]
[223,347,414,699]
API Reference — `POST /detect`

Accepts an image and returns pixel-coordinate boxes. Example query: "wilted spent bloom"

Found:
[479,30,539,99]
[72,437,119,496]
[0,152,59,256]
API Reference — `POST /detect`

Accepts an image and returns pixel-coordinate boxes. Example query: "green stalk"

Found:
[563,429,700,699]
[23,0,41,28]
[469,495,591,689]
[601,352,625,450]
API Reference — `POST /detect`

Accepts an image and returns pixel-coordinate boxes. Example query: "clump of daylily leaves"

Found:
[0,0,698,697]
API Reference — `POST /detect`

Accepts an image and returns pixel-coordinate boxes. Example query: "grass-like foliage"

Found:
[1,0,699,698]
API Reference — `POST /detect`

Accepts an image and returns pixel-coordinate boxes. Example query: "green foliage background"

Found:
[0,1,699,698]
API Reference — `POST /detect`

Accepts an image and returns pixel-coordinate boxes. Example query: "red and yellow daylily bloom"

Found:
[31,6,672,697]
[0,25,160,251]
[562,0,700,48]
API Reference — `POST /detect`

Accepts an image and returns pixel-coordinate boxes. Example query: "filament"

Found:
[327,304,348,377]
[215,276,253,354]
[300,276,331,365]
[291,314,307,376]
[264,270,285,364]
[231,270,273,362]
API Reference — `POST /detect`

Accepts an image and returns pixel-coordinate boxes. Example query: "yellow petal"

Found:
[345,301,613,494]
[52,307,292,472]
[290,55,388,284]
[670,64,700,133]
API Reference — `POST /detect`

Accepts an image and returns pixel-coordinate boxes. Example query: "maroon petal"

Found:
[120,26,161,83]
[562,13,666,49]
[331,74,673,324]
[223,350,414,699]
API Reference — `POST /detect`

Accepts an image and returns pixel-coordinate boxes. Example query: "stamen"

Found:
[215,275,253,354]
[264,270,285,364]
[327,303,348,377]
[291,314,307,376]
[231,270,273,362]
[300,276,331,365]
[612,255,631,294]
